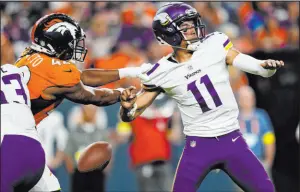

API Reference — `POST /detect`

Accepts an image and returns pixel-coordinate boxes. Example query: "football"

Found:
[77,141,112,172]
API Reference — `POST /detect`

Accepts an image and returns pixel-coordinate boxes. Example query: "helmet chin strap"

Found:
[176,30,201,51]
[186,41,201,51]
[171,41,201,51]
[156,35,201,52]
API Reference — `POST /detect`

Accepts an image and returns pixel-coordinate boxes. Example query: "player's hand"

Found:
[120,86,137,109]
[260,60,284,70]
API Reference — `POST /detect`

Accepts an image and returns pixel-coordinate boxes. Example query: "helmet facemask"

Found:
[54,25,88,62]
[70,37,87,62]
[56,37,87,62]
[174,13,206,51]
[177,17,205,42]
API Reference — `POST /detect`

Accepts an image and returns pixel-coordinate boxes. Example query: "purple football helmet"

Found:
[152,2,206,49]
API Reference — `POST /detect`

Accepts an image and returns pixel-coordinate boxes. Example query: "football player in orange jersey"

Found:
[14,13,145,191]
[15,13,149,125]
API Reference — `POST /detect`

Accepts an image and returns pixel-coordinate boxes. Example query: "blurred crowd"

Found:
[1,2,299,192]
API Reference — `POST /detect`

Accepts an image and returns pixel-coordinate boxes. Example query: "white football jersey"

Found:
[1,64,38,141]
[142,32,240,137]
[1,64,31,106]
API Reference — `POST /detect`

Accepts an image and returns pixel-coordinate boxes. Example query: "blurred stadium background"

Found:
[1,2,299,192]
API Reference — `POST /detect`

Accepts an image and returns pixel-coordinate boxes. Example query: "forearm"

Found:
[88,88,121,106]
[232,53,276,78]
[81,69,120,87]
[65,85,122,107]
[264,143,275,167]
[81,66,147,87]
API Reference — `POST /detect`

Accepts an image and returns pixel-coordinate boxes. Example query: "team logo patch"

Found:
[43,19,63,31]
[46,22,78,39]
[154,12,171,26]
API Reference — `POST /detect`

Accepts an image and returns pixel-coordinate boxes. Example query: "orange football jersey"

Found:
[15,52,81,124]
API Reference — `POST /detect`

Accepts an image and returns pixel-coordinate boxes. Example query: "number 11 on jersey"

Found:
[187,74,222,113]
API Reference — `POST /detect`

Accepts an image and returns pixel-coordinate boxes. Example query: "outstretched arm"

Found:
[44,82,136,107]
[120,89,161,122]
[80,64,152,87]
[80,69,120,87]
[226,48,284,77]
[64,82,129,106]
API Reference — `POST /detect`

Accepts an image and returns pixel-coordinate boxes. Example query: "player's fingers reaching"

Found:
[121,86,136,101]
[275,60,284,67]
[269,60,276,68]
[120,90,129,102]
[120,95,136,109]
[275,60,284,68]
[261,60,284,69]
[121,91,132,102]
[127,86,137,100]
[125,86,135,98]
[266,60,275,68]
[120,86,137,109]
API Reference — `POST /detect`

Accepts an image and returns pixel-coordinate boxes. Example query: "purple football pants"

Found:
[172,130,274,192]
[1,135,45,192]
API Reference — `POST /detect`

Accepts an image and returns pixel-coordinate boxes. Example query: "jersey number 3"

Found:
[0,73,28,105]
[187,74,222,113]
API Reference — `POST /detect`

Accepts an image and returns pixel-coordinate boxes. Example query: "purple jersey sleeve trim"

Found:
[146,63,160,76]
[223,39,230,47]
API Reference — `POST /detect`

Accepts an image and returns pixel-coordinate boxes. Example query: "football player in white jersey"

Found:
[119,3,284,192]
[1,64,46,191]
[1,64,61,192]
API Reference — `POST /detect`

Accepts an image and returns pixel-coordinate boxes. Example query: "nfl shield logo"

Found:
[190,140,196,148]
[187,65,193,71]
